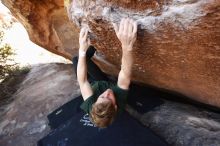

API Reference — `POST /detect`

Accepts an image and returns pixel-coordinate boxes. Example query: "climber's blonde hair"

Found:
[90,101,117,128]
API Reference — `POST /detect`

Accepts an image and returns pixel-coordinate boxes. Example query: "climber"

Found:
[72,18,137,128]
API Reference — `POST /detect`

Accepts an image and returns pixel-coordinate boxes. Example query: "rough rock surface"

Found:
[2,0,80,59]
[127,102,220,146]
[2,0,220,107]
[0,63,80,146]
[0,63,219,146]
[68,0,220,107]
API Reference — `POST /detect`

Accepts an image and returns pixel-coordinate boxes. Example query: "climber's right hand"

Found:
[113,18,137,51]
[79,27,90,51]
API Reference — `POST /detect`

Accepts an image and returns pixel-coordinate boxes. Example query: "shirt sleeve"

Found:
[80,95,96,113]
[112,86,129,114]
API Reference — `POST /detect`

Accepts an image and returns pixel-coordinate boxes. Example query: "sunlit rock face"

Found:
[2,0,79,59]
[2,0,220,108]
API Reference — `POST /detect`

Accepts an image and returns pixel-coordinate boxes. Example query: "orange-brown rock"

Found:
[2,0,80,59]
[68,0,220,108]
[2,0,220,108]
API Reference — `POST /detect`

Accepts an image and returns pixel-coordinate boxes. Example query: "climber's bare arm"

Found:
[77,28,93,100]
[113,18,137,89]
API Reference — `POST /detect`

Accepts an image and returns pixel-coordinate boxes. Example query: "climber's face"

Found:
[96,89,117,107]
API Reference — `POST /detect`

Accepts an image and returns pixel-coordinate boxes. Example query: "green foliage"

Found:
[0,25,30,103]
[0,66,30,102]
[0,30,16,81]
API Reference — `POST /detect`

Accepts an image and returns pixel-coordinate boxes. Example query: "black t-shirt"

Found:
[80,81,128,114]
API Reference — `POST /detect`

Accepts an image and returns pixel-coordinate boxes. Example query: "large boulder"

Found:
[2,0,220,108]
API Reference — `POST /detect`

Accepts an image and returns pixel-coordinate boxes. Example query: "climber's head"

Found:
[90,89,117,128]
